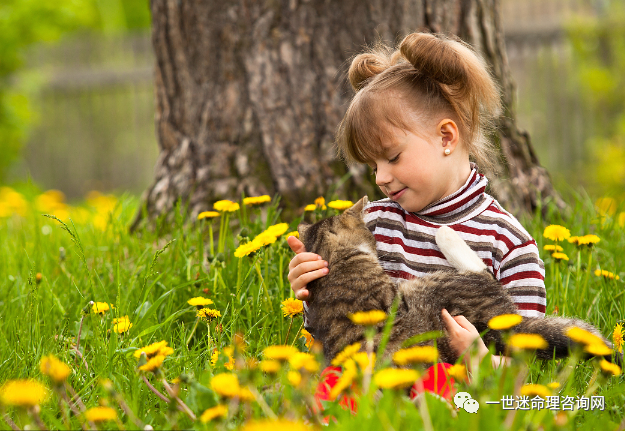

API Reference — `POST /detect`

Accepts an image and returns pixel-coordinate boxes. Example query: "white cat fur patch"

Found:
[435,226,487,273]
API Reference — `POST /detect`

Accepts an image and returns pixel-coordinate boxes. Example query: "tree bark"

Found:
[134,0,563,229]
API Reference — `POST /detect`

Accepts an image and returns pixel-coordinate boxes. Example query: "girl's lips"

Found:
[390,188,407,200]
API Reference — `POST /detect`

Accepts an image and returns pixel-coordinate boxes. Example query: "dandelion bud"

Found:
[35,273,43,284]
[59,247,66,261]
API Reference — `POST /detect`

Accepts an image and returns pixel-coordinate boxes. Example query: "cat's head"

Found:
[297,196,375,264]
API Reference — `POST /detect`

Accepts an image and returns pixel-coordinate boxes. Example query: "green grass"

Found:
[0,189,624,430]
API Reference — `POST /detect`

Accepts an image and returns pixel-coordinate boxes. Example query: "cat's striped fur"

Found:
[298,196,614,365]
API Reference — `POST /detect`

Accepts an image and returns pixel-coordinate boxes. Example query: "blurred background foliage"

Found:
[0,0,150,189]
[1,0,624,204]
[566,3,625,198]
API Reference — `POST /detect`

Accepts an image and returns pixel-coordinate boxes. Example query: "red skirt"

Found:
[314,363,456,415]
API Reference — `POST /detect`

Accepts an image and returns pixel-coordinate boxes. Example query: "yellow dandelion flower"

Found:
[281,298,304,318]
[599,360,621,377]
[578,235,600,246]
[84,406,117,422]
[188,297,214,307]
[211,373,239,398]
[265,223,289,237]
[520,384,550,398]
[138,354,165,372]
[551,252,569,261]
[134,340,171,360]
[304,204,317,211]
[288,371,302,386]
[243,195,271,206]
[223,347,235,371]
[289,352,319,373]
[613,323,623,354]
[198,211,220,220]
[200,404,228,422]
[300,329,314,350]
[488,314,523,330]
[348,310,387,326]
[213,200,240,212]
[584,343,612,356]
[595,269,620,280]
[314,197,326,207]
[447,364,467,381]
[374,368,420,390]
[263,345,298,361]
[567,236,580,245]
[331,342,362,366]
[543,225,571,242]
[543,244,563,252]
[547,382,560,389]
[595,197,617,216]
[197,308,221,321]
[0,379,49,407]
[254,231,279,246]
[238,387,255,402]
[566,327,605,346]
[286,231,299,238]
[508,334,548,350]
[351,352,375,370]
[328,200,354,210]
[392,346,439,365]
[210,350,219,367]
[234,239,263,257]
[329,360,358,400]
[91,301,113,314]
[112,316,133,334]
[40,355,71,383]
[242,419,310,431]
[259,360,282,374]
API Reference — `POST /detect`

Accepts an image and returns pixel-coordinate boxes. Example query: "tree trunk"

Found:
[134,0,563,229]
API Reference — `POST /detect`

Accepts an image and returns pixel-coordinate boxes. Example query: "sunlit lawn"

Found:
[0,186,623,430]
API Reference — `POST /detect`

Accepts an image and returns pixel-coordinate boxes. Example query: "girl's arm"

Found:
[441,309,510,369]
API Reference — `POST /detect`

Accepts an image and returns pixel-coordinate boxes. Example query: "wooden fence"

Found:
[17,0,602,198]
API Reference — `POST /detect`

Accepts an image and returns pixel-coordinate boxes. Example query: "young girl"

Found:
[287,32,545,402]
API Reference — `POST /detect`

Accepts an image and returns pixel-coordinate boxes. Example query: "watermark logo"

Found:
[453,391,479,413]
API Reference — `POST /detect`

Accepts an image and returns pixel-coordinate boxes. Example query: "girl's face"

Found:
[369,120,470,213]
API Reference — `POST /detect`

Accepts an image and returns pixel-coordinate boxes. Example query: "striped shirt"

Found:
[302,166,546,330]
[364,165,546,317]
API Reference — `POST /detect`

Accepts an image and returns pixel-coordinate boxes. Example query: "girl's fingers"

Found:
[441,309,461,331]
[287,236,306,254]
[288,252,322,271]
[453,315,478,333]
[288,257,328,280]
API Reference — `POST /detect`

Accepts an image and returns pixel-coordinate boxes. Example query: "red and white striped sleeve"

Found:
[497,240,546,318]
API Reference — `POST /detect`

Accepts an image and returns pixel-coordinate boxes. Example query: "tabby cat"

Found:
[298,196,613,365]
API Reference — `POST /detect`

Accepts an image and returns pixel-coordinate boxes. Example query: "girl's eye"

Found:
[389,154,400,163]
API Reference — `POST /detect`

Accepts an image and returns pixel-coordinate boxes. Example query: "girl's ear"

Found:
[438,119,459,152]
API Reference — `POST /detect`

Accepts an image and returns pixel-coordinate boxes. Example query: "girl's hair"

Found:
[337,32,502,172]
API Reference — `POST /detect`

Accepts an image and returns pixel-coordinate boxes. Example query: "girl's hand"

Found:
[287,236,329,300]
[441,309,489,361]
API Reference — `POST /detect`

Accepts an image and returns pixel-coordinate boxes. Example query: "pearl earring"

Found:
[444,148,451,155]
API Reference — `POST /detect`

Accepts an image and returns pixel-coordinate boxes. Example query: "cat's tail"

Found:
[435,226,487,273]
[510,316,620,364]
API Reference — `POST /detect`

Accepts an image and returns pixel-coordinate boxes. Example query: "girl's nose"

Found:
[375,166,392,187]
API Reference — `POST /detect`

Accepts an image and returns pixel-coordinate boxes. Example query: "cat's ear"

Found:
[344,196,369,220]
[297,222,311,239]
